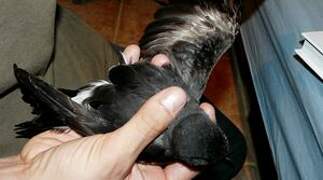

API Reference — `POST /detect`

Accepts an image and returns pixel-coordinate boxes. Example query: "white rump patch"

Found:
[72,80,110,104]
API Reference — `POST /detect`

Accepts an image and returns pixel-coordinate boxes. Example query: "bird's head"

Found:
[170,103,230,167]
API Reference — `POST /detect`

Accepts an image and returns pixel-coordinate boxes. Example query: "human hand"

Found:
[122,44,170,66]
[0,87,215,180]
[0,45,217,180]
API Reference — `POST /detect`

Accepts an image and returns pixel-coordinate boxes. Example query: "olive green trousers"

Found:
[0,1,119,156]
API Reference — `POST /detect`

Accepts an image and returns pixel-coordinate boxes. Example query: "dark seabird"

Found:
[13,0,245,175]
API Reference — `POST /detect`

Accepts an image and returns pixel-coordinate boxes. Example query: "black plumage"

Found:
[14,0,242,168]
[14,63,229,166]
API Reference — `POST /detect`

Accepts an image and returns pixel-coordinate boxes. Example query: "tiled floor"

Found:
[57,0,257,179]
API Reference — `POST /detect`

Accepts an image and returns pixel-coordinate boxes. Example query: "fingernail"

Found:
[160,87,187,114]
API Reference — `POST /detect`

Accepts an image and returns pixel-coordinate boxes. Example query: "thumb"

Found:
[112,86,187,158]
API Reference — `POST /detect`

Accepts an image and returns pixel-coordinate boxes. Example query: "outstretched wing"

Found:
[14,65,116,138]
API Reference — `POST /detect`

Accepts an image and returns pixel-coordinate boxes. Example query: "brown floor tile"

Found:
[115,0,160,45]
[204,54,242,130]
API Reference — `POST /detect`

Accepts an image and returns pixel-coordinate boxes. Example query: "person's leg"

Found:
[0,0,56,94]
[43,6,120,89]
[0,4,120,157]
[0,0,56,157]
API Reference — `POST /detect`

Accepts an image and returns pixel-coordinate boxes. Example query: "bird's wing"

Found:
[14,65,115,138]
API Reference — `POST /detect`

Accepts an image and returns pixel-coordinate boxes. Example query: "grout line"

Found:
[112,0,124,43]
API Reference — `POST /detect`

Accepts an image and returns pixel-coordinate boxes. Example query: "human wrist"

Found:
[0,157,29,180]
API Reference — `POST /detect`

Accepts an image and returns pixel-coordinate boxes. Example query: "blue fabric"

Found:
[240,0,323,179]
